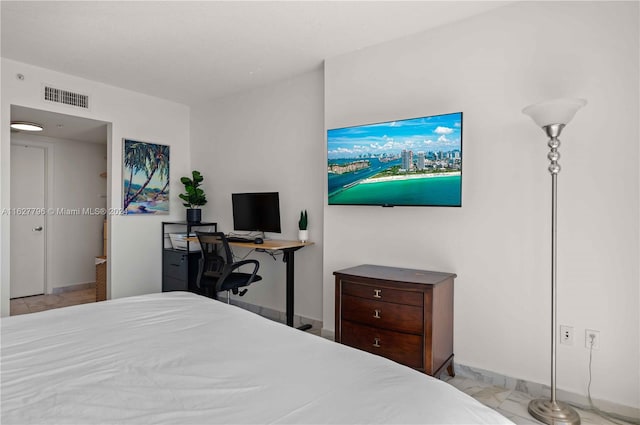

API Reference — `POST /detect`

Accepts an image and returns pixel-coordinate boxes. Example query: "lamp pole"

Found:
[527,123,580,425]
[522,98,586,425]
[546,123,563,407]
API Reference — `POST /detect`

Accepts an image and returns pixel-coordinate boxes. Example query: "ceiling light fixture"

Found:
[10,121,44,132]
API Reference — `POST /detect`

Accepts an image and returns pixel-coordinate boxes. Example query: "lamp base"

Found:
[528,399,581,425]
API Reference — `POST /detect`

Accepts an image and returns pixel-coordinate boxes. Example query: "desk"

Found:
[229,239,313,328]
[162,222,218,294]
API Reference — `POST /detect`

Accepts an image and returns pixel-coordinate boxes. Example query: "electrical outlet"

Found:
[585,329,600,349]
[560,325,573,345]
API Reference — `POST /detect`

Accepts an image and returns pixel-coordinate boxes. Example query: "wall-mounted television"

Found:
[327,112,462,207]
[232,192,282,233]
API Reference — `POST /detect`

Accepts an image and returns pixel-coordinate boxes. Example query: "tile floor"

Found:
[444,375,635,425]
[10,287,96,316]
[9,289,635,425]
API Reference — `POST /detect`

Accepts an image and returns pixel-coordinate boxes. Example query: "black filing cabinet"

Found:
[161,221,217,293]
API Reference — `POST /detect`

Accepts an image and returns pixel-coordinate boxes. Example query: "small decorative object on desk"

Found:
[179,170,207,223]
[298,209,308,242]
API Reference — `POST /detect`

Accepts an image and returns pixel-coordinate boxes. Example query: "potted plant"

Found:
[298,209,309,242]
[179,170,207,223]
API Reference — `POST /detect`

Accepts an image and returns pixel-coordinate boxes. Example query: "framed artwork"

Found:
[122,139,170,215]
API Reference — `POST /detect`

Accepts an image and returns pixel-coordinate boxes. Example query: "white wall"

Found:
[11,133,107,290]
[1,0,636,410]
[1,58,191,315]
[190,69,324,321]
[323,1,638,409]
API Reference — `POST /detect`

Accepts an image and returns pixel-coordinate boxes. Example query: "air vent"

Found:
[43,85,89,109]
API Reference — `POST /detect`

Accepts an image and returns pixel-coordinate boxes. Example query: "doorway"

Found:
[9,105,109,314]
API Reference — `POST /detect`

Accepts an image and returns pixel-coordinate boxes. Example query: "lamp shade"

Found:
[522,98,587,128]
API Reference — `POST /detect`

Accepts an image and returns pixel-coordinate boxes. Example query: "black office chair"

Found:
[194,231,262,302]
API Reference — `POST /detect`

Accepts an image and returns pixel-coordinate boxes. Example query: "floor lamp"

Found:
[522,98,587,425]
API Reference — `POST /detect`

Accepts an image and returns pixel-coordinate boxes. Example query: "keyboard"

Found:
[225,236,253,243]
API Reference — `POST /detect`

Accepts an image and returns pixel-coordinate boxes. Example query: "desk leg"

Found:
[283,249,311,331]
[285,250,294,327]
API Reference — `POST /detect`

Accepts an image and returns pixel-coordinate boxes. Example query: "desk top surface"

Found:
[228,239,313,251]
[185,237,313,251]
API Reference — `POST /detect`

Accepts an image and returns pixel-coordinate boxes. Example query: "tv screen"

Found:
[327,112,462,207]
[232,192,282,233]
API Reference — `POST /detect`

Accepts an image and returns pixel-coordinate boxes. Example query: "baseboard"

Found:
[454,363,639,420]
[52,281,95,294]
[321,328,335,340]
[228,298,323,331]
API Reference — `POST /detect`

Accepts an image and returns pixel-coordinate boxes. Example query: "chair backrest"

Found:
[195,231,234,278]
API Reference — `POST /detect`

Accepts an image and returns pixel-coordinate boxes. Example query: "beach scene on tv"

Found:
[327,112,462,206]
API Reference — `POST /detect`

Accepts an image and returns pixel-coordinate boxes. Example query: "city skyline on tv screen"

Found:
[327,112,462,207]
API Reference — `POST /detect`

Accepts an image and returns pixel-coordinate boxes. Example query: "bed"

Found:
[1,292,512,424]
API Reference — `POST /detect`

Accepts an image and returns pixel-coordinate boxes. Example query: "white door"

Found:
[10,144,46,298]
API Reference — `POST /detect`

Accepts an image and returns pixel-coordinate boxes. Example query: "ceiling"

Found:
[10,105,108,144]
[2,1,512,106]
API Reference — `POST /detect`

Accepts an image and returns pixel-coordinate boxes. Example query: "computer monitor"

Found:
[232,192,282,234]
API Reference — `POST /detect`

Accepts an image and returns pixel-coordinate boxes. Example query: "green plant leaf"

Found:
[178,170,208,208]
[298,209,308,230]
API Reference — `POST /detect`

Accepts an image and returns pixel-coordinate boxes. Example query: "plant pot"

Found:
[298,229,309,243]
[186,208,201,223]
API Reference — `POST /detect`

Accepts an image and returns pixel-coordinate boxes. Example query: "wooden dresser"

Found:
[334,264,456,378]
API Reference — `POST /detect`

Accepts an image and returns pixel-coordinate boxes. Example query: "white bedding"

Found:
[1,292,512,424]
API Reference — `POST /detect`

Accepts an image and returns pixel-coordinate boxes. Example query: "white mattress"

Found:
[1,292,512,424]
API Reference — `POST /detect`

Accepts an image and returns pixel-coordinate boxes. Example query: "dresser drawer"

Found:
[341,320,423,369]
[342,280,423,306]
[341,294,424,334]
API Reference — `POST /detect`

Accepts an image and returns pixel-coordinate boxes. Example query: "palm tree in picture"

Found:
[123,141,170,211]
[123,141,149,203]
[149,146,170,203]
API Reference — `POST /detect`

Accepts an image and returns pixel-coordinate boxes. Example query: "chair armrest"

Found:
[215,259,261,293]
[228,259,260,272]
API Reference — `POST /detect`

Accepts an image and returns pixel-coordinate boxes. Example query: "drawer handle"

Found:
[373,309,381,319]
[373,337,381,348]
[373,289,382,298]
